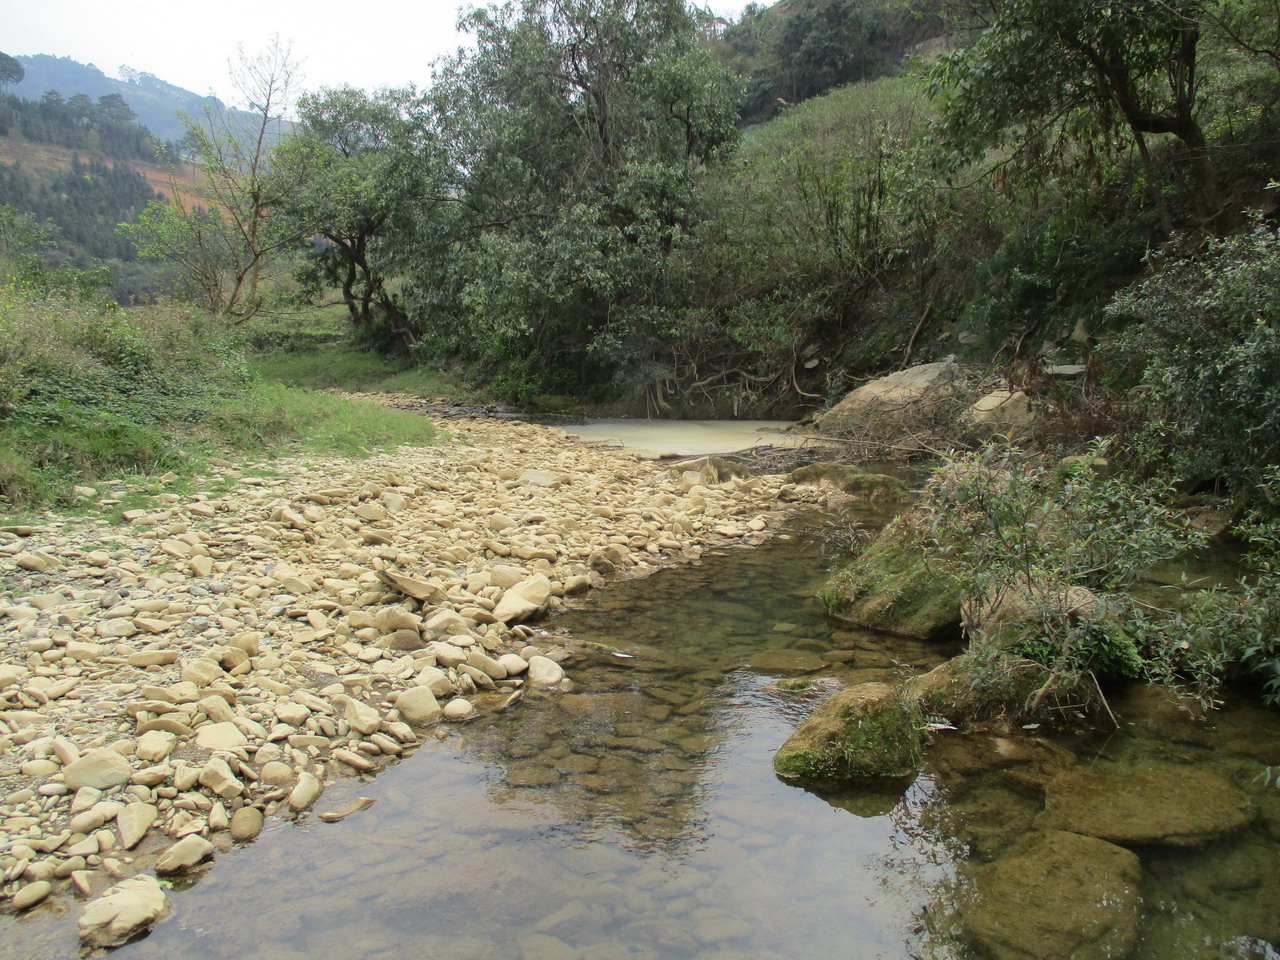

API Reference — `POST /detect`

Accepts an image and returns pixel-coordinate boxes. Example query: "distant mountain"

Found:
[11,54,228,142]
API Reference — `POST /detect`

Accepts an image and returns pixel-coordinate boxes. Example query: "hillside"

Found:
[10,54,245,143]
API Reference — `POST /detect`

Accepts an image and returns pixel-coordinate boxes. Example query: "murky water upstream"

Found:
[5,503,1280,959]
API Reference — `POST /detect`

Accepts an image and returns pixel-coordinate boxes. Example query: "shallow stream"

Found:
[6,506,1280,959]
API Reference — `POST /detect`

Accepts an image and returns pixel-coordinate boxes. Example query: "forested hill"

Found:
[712,0,949,123]
[10,55,227,143]
[0,87,196,299]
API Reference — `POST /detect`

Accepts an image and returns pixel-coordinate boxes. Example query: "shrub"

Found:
[1105,213,1280,490]
[921,444,1211,708]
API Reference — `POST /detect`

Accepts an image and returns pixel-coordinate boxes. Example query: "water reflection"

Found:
[7,503,1275,960]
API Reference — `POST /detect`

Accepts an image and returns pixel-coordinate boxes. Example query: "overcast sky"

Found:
[8,1,754,107]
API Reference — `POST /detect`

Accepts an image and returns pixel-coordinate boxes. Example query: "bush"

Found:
[1105,214,1280,490]
[920,444,1211,708]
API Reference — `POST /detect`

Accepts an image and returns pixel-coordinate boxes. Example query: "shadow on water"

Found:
[7,505,1280,960]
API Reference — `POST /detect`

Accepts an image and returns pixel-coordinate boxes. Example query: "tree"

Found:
[412,0,742,399]
[0,52,23,87]
[929,0,1216,222]
[96,93,136,124]
[122,38,312,321]
[285,86,448,351]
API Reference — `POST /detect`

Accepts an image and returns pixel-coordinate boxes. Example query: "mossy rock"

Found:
[773,682,923,780]
[786,462,911,502]
[959,830,1142,960]
[821,516,962,640]
[907,648,1090,724]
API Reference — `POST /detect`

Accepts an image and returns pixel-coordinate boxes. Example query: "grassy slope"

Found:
[0,300,455,518]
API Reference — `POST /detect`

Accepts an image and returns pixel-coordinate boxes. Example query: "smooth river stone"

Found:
[1036,765,1254,846]
[62,749,132,791]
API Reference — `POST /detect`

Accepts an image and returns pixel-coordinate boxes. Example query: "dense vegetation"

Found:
[0,205,435,510]
[129,0,1274,424]
[6,1,1280,707]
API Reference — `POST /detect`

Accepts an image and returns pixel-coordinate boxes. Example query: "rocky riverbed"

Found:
[0,412,794,945]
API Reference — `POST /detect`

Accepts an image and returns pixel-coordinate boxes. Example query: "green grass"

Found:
[251,343,481,401]
[0,293,452,516]
[0,382,436,517]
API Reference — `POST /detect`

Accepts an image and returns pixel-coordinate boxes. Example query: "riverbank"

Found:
[0,410,790,941]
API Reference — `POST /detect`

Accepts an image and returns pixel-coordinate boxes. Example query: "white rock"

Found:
[198,757,243,799]
[63,749,133,791]
[78,875,171,948]
[134,730,177,763]
[397,686,442,727]
[155,834,214,875]
[443,699,475,722]
[116,803,157,850]
[194,722,248,750]
[413,665,453,697]
[288,771,321,812]
[344,698,381,735]
[526,656,566,687]
[497,653,529,676]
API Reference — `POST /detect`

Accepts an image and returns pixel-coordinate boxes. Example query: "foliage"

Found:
[1105,214,1280,490]
[0,53,23,87]
[956,209,1152,359]
[122,39,313,322]
[651,76,946,413]
[399,0,743,402]
[0,205,113,300]
[0,91,166,160]
[0,222,434,509]
[921,445,1210,706]
[929,0,1212,199]
[284,86,447,352]
[1151,470,1280,706]
[715,0,945,123]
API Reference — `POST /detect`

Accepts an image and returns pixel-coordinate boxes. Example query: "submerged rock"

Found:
[773,682,923,780]
[748,649,827,674]
[1037,765,1254,847]
[960,830,1141,960]
[785,463,910,502]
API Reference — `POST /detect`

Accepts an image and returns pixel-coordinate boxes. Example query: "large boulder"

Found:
[959,830,1142,960]
[1036,765,1254,847]
[821,515,963,640]
[78,875,172,948]
[961,389,1040,442]
[773,682,923,779]
[816,361,965,439]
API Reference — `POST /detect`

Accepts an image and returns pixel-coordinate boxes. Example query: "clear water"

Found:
[5,509,1280,960]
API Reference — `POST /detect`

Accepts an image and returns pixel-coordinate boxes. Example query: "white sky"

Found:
[7,1,755,108]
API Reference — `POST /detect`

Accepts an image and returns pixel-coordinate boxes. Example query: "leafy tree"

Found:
[0,52,23,87]
[286,86,448,351]
[929,0,1216,222]
[412,0,742,400]
[96,93,136,124]
[1105,213,1280,490]
[123,39,313,321]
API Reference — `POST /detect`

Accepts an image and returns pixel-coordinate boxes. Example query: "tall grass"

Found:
[0,288,434,511]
